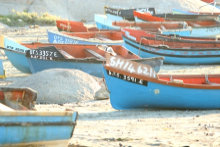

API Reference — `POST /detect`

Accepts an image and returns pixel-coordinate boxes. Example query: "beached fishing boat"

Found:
[24,44,164,76]
[0,87,78,147]
[133,11,220,37]
[0,35,31,73]
[112,21,192,36]
[121,28,220,64]
[104,6,156,21]
[56,20,103,32]
[0,35,163,75]
[103,54,220,110]
[95,15,193,36]
[47,30,124,45]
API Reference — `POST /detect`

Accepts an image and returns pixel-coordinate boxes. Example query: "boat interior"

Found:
[112,21,189,30]
[0,88,36,111]
[23,43,140,60]
[133,11,220,27]
[62,31,122,41]
[158,74,220,85]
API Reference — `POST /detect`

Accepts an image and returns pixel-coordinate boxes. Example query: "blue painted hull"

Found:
[0,112,77,146]
[103,68,220,110]
[47,30,124,46]
[94,14,121,30]
[123,36,220,64]
[106,14,125,21]
[27,57,162,77]
[4,50,31,73]
[0,35,31,74]
[27,58,104,77]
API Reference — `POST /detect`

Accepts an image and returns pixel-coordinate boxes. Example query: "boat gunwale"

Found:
[123,35,220,52]
[104,66,220,89]
[48,30,124,43]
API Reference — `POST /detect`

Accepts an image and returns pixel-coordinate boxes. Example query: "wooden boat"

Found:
[103,54,220,110]
[104,6,156,21]
[95,14,193,36]
[56,20,106,32]
[121,27,220,64]
[0,87,78,147]
[112,21,192,36]
[134,11,219,21]
[24,44,164,76]
[0,35,163,75]
[133,11,220,37]
[47,29,124,45]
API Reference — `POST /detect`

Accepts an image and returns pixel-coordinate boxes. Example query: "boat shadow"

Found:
[78,108,220,121]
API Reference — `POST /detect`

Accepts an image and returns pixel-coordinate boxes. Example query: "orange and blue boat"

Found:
[103,54,220,110]
[0,87,78,147]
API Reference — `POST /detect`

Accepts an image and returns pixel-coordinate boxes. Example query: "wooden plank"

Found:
[85,49,105,59]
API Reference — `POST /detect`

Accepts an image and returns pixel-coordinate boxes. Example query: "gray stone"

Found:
[94,87,109,100]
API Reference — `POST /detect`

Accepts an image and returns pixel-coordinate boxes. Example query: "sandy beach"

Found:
[1,26,220,147]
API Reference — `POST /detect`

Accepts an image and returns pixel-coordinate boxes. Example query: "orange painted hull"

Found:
[56,20,111,32]
[133,11,219,27]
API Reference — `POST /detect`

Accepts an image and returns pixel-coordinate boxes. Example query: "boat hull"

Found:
[1,139,69,147]
[0,35,31,74]
[0,111,78,146]
[47,30,124,45]
[94,14,121,30]
[4,50,31,73]
[27,57,163,77]
[123,35,220,64]
[103,68,220,110]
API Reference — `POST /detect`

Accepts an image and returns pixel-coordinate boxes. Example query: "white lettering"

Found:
[110,57,116,66]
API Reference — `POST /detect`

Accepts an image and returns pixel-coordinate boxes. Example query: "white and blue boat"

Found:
[24,44,164,77]
[0,87,78,147]
[47,30,124,45]
[103,54,220,110]
[0,35,31,73]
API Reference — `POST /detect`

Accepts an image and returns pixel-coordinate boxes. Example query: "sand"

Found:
[1,26,220,147]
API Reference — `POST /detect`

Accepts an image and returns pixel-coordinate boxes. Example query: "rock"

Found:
[94,87,110,100]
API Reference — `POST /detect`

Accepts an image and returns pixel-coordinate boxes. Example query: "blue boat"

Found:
[0,87,78,147]
[24,44,164,77]
[0,35,31,74]
[122,28,220,65]
[47,30,124,45]
[103,54,220,110]
[95,14,121,30]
